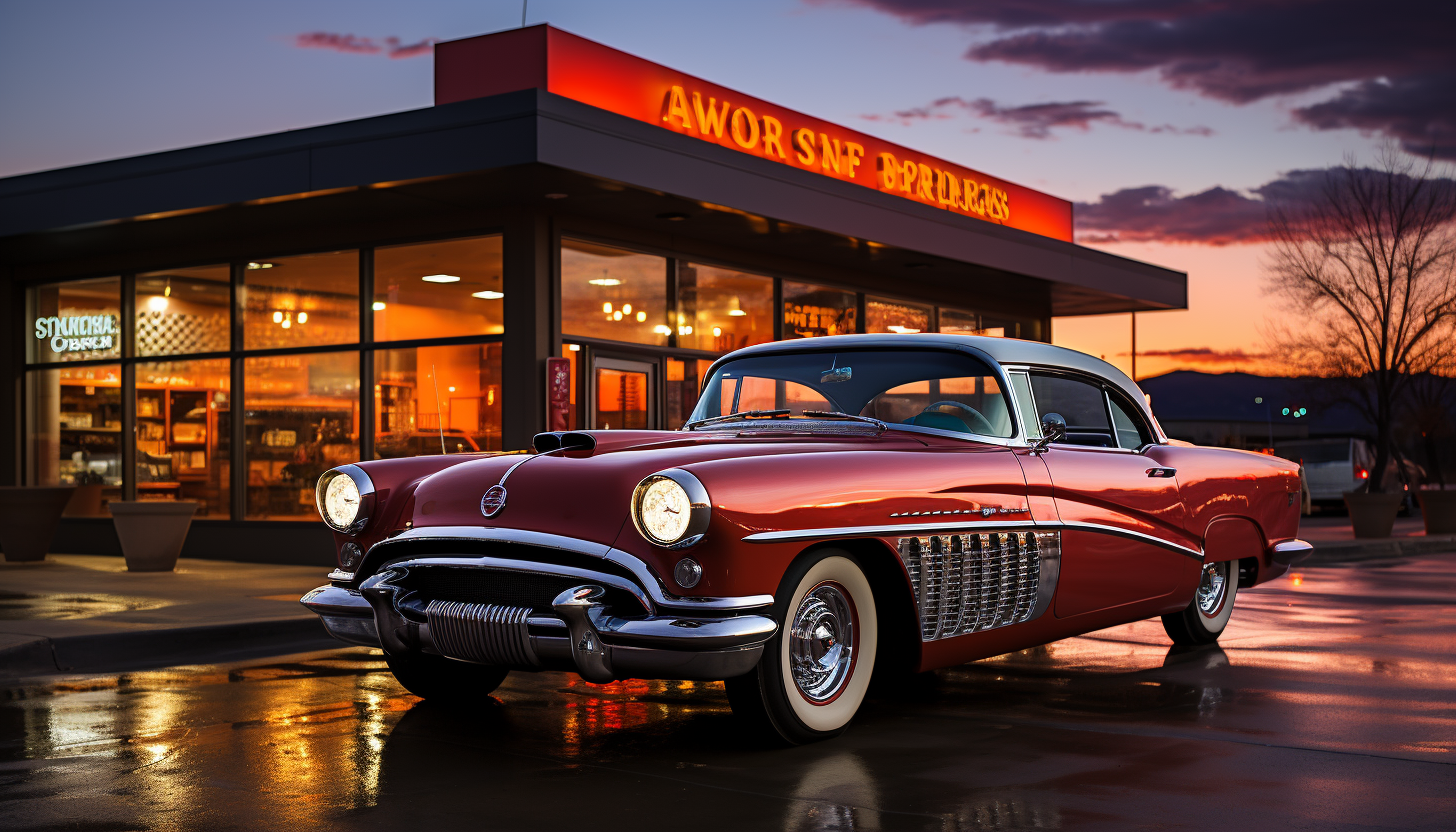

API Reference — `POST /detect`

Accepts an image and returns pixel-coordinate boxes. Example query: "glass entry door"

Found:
[591,356,657,430]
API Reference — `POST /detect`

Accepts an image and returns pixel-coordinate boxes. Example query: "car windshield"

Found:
[689,349,1015,438]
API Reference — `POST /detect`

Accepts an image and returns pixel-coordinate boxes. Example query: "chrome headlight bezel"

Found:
[631,468,711,548]
[316,464,376,535]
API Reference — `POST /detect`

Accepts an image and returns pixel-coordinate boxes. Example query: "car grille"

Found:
[896,531,1058,640]
[426,600,538,667]
[399,566,648,617]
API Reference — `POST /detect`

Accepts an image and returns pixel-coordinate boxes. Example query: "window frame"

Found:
[1007,365,1159,452]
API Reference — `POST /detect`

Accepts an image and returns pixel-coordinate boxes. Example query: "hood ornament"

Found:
[480,484,508,517]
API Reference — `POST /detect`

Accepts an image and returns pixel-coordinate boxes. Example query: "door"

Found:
[1015,370,1197,618]
[590,356,657,430]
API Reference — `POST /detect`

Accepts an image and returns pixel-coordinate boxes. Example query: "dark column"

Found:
[0,274,20,485]
[501,210,552,451]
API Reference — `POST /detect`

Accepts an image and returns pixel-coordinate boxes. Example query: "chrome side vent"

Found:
[425,600,540,667]
[896,531,1060,641]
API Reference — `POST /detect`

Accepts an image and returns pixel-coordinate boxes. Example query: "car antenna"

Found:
[431,364,447,455]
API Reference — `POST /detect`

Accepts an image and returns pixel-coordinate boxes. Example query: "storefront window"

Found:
[666,357,709,429]
[136,360,231,516]
[374,343,503,457]
[374,236,504,343]
[677,263,773,353]
[136,265,230,356]
[782,282,856,339]
[26,365,123,514]
[28,277,122,363]
[243,251,358,350]
[244,352,359,520]
[937,306,1042,340]
[938,306,980,335]
[866,296,931,334]
[561,239,668,346]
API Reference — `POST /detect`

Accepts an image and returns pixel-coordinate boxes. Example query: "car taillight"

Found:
[1357,468,1369,479]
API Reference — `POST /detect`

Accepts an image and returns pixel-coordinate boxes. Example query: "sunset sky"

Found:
[2,0,1448,381]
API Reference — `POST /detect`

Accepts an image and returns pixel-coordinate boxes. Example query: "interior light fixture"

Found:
[567,344,581,351]
[712,326,722,337]
[635,311,646,322]
[448,386,457,393]
[246,262,277,270]
[886,325,921,334]
[472,290,505,300]
[613,311,623,321]
[281,318,292,329]
[297,312,307,323]
[727,297,747,317]
[602,302,613,314]
[652,325,672,336]
[589,278,623,286]
[421,274,461,283]
[273,311,284,323]
[146,296,169,312]
[622,304,632,315]
[373,301,387,311]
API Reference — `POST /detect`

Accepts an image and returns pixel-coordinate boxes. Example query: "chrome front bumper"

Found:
[300,564,777,682]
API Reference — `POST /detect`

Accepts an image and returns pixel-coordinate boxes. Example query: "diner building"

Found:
[0,26,1186,563]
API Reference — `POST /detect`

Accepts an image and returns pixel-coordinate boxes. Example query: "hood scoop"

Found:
[532,431,598,454]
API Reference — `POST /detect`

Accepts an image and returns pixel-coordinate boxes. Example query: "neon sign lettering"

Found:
[34,315,118,354]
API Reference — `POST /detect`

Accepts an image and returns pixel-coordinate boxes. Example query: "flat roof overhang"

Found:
[0,89,1184,316]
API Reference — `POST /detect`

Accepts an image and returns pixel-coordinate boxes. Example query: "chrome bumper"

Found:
[299,576,777,683]
[1270,538,1314,566]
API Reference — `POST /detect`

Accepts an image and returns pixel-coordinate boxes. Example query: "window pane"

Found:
[937,307,980,335]
[1030,374,1114,447]
[27,365,123,514]
[137,359,231,516]
[243,251,358,349]
[595,367,650,429]
[982,313,1042,341]
[677,263,773,352]
[561,239,667,346]
[244,352,359,520]
[136,265,230,356]
[782,282,856,339]
[28,277,121,363]
[374,236,504,343]
[1109,396,1146,449]
[1009,372,1039,439]
[666,357,709,430]
[866,297,930,334]
[375,343,503,457]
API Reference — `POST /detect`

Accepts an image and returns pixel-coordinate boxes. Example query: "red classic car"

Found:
[301,334,1311,743]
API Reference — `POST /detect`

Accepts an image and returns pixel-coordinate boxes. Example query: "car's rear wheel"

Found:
[384,652,509,703]
[1162,560,1238,645]
[725,549,877,744]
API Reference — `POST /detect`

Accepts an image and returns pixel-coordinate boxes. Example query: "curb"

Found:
[0,617,340,681]
[1307,534,1456,564]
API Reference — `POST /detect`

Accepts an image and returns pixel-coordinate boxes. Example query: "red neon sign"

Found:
[437,26,1073,243]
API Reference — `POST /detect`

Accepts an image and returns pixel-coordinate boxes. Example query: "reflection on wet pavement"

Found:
[2,558,1454,831]
[0,592,170,621]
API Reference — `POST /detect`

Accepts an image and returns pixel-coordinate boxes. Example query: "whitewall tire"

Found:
[1162,559,1238,646]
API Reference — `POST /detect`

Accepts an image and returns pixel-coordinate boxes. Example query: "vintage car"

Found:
[301,334,1311,743]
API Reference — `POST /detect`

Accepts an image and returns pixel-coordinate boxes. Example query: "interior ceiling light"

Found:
[472,290,505,299]
[272,311,284,323]
[727,296,747,316]
[652,325,671,336]
[372,301,387,311]
[421,274,461,283]
[887,325,920,334]
[589,278,622,286]
[246,262,277,270]
[147,296,169,312]
[297,312,307,323]
[635,311,646,322]
[712,326,722,337]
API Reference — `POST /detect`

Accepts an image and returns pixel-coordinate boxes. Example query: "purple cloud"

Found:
[294,32,437,59]
[865,96,1212,138]
[829,0,1456,157]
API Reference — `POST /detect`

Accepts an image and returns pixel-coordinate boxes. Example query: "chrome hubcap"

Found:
[789,583,855,702]
[1196,563,1227,615]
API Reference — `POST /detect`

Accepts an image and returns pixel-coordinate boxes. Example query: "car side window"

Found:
[1108,395,1149,450]
[1028,373,1115,448]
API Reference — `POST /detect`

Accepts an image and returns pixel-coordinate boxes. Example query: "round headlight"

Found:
[631,469,711,548]
[316,465,375,534]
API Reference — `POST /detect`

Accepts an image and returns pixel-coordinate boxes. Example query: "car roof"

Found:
[720,333,1155,432]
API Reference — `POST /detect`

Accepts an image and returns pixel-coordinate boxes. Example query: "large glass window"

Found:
[136,265,230,356]
[782,282,856,339]
[677,263,773,352]
[26,365,123,513]
[29,277,121,363]
[374,343,503,457]
[666,357,709,429]
[244,352,359,519]
[938,306,1043,340]
[374,236,504,343]
[866,296,931,334]
[938,306,981,336]
[136,360,231,516]
[561,239,667,346]
[243,251,358,350]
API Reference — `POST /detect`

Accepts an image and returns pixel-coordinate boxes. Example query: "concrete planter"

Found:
[1417,489,1456,535]
[1343,491,1404,539]
[0,486,76,562]
[109,501,199,572]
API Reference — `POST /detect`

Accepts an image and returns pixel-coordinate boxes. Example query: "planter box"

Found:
[0,486,76,562]
[1343,491,1404,539]
[109,500,199,572]
[1417,489,1456,535]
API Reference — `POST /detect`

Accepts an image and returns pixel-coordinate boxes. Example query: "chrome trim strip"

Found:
[741,518,1203,561]
[743,520,1039,543]
[380,555,657,615]
[363,525,774,612]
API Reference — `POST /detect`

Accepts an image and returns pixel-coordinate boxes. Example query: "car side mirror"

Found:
[1031,412,1066,454]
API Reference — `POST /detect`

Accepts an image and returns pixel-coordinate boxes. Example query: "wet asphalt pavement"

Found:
[3,557,1453,832]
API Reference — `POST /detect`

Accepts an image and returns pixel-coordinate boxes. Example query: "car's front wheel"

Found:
[725,549,877,744]
[1162,560,1238,645]
[384,652,509,703]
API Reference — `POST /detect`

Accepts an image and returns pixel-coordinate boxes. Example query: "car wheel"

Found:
[725,549,878,744]
[1162,559,1238,646]
[384,652,509,703]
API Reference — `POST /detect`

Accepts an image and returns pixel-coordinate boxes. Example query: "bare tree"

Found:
[1266,146,1456,492]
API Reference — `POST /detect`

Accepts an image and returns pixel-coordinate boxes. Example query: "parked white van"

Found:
[1275,438,1418,508]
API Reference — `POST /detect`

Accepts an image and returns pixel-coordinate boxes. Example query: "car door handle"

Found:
[1146,467,1177,478]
